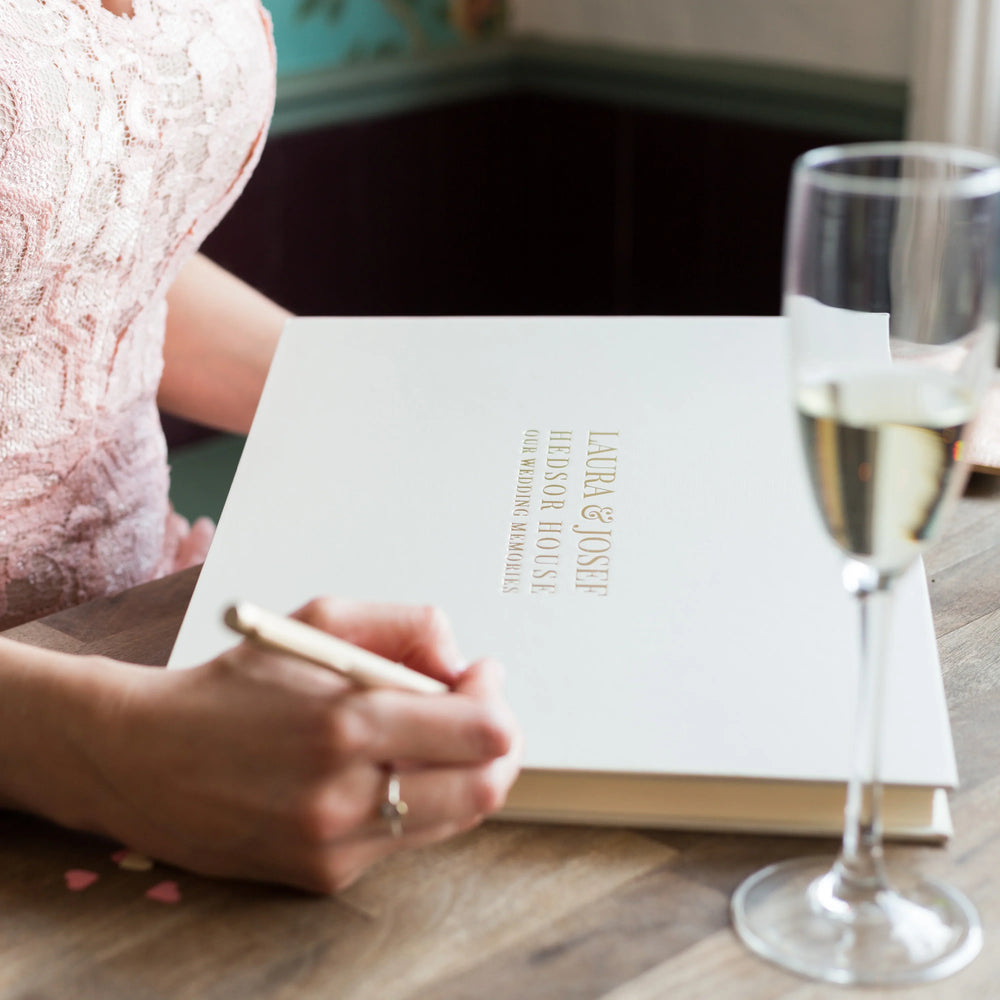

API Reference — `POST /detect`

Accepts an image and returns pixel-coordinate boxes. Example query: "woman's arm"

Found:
[0,600,520,893]
[0,640,117,832]
[158,253,292,435]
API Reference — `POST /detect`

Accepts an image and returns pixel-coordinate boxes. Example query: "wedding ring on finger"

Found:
[380,770,409,838]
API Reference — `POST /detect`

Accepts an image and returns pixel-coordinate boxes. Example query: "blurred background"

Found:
[168,0,998,520]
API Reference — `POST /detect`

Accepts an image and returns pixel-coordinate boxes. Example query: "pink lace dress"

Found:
[0,0,274,628]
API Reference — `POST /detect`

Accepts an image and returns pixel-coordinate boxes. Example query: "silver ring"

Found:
[380,771,409,838]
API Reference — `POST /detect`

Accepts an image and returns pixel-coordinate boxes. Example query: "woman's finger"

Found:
[292,597,465,684]
[355,757,518,842]
[332,660,515,766]
[450,657,506,700]
[280,757,519,894]
[303,814,485,894]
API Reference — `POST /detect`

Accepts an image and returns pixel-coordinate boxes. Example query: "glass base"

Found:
[731,855,982,986]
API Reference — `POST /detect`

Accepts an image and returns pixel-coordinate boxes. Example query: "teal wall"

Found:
[263,0,904,140]
[266,0,506,77]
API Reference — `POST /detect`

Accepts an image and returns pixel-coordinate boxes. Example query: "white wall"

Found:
[509,0,910,81]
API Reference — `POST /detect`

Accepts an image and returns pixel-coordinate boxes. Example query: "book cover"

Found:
[168,316,957,839]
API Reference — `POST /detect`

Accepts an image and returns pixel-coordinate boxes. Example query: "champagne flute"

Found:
[731,142,1000,986]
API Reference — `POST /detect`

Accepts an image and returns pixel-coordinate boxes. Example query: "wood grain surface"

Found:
[4,477,1000,1000]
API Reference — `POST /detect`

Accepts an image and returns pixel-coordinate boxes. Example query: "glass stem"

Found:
[834,559,896,898]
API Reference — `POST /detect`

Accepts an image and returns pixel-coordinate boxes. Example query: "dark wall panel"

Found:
[203,95,624,319]
[203,94,856,322]
[166,93,864,446]
[627,112,854,316]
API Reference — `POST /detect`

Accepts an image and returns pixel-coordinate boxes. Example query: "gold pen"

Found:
[223,601,449,694]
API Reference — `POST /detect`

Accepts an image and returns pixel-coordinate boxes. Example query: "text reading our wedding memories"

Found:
[501,429,620,596]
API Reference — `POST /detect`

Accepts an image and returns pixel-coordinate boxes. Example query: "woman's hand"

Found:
[64,598,521,893]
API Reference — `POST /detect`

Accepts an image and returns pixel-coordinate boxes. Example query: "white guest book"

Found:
[168,316,957,839]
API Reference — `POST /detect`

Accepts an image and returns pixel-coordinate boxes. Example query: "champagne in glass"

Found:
[797,370,974,574]
[731,142,1000,986]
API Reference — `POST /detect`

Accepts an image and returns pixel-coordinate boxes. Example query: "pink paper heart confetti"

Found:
[64,869,99,891]
[145,880,181,904]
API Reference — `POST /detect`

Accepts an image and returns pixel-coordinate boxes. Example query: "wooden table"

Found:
[4,476,1000,1000]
